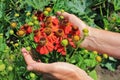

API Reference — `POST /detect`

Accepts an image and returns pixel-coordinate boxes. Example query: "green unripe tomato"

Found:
[61,39,68,47]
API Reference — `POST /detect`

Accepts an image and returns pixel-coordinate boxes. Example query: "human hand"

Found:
[57,12,89,37]
[21,48,93,80]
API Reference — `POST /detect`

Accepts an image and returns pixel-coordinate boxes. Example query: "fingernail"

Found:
[27,66,33,71]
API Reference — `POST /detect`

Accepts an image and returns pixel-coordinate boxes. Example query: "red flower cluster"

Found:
[34,12,81,55]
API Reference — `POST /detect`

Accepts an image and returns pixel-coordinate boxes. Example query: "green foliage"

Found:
[0,0,120,80]
[25,0,50,10]
[100,57,118,71]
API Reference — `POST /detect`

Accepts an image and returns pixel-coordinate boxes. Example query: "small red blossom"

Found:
[34,29,42,43]
[35,11,45,21]
[20,24,32,34]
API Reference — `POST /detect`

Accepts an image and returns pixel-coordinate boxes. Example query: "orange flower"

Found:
[16,30,25,37]
[36,37,54,54]
[20,24,32,34]
[59,19,72,34]
[43,28,57,43]
[54,38,66,55]
[34,30,41,43]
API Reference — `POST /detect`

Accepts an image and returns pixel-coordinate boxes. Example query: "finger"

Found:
[27,63,54,74]
[56,11,71,19]
[21,48,36,65]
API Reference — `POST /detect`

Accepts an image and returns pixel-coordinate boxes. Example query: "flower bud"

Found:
[103,53,108,59]
[61,9,65,13]
[26,46,31,51]
[16,30,25,37]
[93,51,98,55]
[45,7,52,12]
[26,12,31,16]
[96,56,102,62]
[9,30,14,35]
[14,43,19,47]
[73,35,80,42]
[7,66,13,71]
[10,22,17,28]
[61,39,68,47]
[43,11,49,16]
[60,16,64,19]
[82,28,89,33]
[14,13,19,17]
[0,63,6,71]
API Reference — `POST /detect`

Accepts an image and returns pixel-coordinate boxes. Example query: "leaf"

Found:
[0,12,2,18]
[88,70,98,80]
[0,43,6,52]
[8,72,14,80]
[113,0,120,11]
[25,0,50,10]
[109,57,117,62]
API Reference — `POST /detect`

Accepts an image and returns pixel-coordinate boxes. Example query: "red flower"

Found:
[34,11,45,21]
[59,19,72,34]
[20,24,32,34]
[54,38,66,55]
[34,30,41,43]
[43,28,57,42]
[36,37,54,54]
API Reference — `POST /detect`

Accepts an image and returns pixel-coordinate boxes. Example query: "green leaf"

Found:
[8,72,14,80]
[104,62,116,71]
[113,0,120,11]
[109,57,117,62]
[0,43,6,52]
[88,70,98,80]
[0,11,2,18]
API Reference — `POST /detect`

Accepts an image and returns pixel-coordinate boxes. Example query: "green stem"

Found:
[68,36,86,59]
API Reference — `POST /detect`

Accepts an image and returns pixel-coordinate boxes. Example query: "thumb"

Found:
[56,11,71,19]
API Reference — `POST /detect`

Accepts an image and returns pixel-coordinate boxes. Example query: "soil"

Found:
[96,65,120,80]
